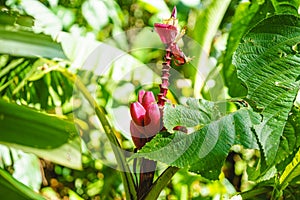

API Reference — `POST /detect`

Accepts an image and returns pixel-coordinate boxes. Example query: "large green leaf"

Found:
[0,100,82,169]
[223,0,300,98]
[132,98,261,179]
[0,27,66,59]
[234,15,300,167]
[222,0,271,97]
[0,9,65,59]
[233,15,300,165]
[0,168,45,200]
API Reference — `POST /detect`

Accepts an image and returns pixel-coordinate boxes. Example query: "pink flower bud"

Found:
[130,102,145,126]
[141,91,156,111]
[130,90,163,148]
[138,90,146,103]
[144,103,162,137]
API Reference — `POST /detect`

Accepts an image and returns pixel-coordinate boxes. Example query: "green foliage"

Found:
[233,14,300,166]
[275,106,300,167]
[134,99,261,179]
[0,100,76,148]
[0,100,82,169]
[280,147,300,190]
[0,0,300,199]
[222,0,265,97]
[0,168,45,200]
[193,0,231,98]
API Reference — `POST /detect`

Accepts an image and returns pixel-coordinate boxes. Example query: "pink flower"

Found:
[154,24,178,44]
[130,90,162,149]
[154,6,178,44]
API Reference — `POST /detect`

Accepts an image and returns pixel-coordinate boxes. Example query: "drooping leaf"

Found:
[0,27,66,59]
[132,98,261,179]
[233,15,300,165]
[0,100,82,169]
[0,168,45,200]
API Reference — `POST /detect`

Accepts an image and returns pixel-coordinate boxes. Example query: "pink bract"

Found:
[154,23,177,44]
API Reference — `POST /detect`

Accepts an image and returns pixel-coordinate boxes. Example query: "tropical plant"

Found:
[0,0,300,199]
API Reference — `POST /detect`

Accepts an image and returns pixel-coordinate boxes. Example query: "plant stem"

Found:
[142,167,179,200]
[137,48,172,198]
[158,48,172,107]
[60,69,137,200]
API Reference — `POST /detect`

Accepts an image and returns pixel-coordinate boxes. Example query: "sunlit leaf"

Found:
[0,27,66,59]
[133,98,261,179]
[280,147,300,190]
[0,168,45,200]
[193,0,231,98]
[0,100,82,169]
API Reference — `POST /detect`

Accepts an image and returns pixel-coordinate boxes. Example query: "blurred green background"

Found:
[1,0,296,199]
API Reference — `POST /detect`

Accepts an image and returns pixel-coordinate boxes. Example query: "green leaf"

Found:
[279,147,300,190]
[275,106,300,166]
[163,99,222,132]
[132,98,261,179]
[0,56,73,110]
[233,15,300,165]
[0,27,66,59]
[223,0,269,97]
[270,0,300,14]
[0,100,82,169]
[0,168,46,200]
[0,10,34,27]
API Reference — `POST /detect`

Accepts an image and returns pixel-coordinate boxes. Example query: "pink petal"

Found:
[130,120,145,137]
[154,23,177,44]
[138,90,146,103]
[130,120,147,149]
[144,103,162,137]
[170,43,187,66]
[142,91,156,111]
[130,102,146,126]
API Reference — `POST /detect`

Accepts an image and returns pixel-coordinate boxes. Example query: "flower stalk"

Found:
[130,6,191,199]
